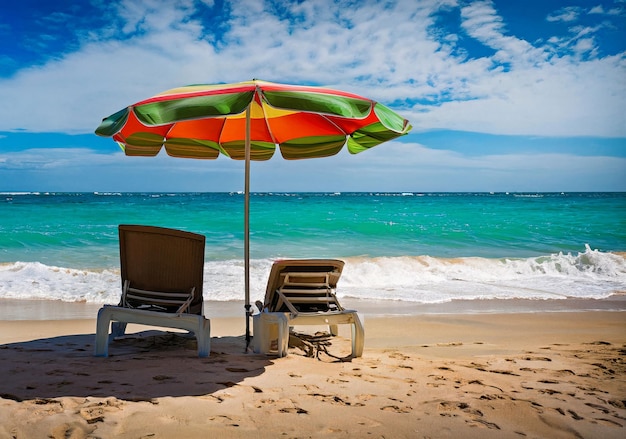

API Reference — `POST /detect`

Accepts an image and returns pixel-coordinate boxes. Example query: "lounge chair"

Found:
[252,259,364,358]
[94,225,211,357]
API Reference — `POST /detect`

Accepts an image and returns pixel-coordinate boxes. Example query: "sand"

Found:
[0,308,624,438]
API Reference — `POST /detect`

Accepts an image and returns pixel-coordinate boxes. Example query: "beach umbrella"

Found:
[95,79,412,349]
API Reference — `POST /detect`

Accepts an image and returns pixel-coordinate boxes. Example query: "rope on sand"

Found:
[288,331,352,362]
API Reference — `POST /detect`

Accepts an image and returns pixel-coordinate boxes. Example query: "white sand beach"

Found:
[0,300,624,439]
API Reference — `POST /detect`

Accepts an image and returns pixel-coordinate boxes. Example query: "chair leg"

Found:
[253,313,289,356]
[111,321,127,338]
[195,318,211,357]
[94,307,111,357]
[329,324,339,336]
[351,316,365,358]
[252,314,270,354]
[277,316,289,357]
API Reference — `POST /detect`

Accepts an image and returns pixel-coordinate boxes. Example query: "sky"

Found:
[0,0,624,193]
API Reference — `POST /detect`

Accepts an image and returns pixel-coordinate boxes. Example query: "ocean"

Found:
[1,192,625,313]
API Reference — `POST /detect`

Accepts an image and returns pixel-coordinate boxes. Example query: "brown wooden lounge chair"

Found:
[95,225,210,357]
[252,259,364,357]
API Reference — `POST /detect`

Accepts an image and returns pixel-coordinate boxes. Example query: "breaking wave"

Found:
[1,246,624,305]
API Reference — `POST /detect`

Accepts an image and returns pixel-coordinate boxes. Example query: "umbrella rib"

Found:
[215,117,229,153]
[256,88,280,146]
[319,114,351,137]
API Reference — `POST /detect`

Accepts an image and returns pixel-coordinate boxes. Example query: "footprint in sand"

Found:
[538,388,562,395]
[297,384,320,391]
[467,418,501,430]
[437,401,501,430]
[257,398,277,406]
[479,394,505,401]
[467,362,488,371]
[521,356,552,362]
[487,369,520,376]
[79,398,125,424]
[567,409,584,420]
[380,404,412,413]
[538,379,560,384]
[379,396,412,413]
[458,378,504,393]
[208,414,242,426]
[309,393,365,407]
[585,402,613,415]
[279,406,309,414]
[575,385,608,394]
[426,374,448,388]
[49,423,95,439]
[387,351,410,361]
[327,377,350,384]
[79,407,106,424]
[27,398,64,415]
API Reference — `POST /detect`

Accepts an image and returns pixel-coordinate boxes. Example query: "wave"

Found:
[339,245,626,303]
[0,192,41,196]
[1,246,624,305]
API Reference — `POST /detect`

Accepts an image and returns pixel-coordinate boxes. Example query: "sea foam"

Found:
[1,246,623,305]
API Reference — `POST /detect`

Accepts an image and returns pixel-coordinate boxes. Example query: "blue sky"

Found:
[0,0,624,192]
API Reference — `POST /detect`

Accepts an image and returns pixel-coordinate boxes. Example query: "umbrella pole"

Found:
[244,104,251,351]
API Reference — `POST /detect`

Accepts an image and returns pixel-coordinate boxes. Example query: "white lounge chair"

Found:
[253,259,364,358]
[94,225,211,357]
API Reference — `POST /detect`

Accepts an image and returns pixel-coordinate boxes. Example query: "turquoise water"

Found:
[1,192,625,304]
[2,192,625,265]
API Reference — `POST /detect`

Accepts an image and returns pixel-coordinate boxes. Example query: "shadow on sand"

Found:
[0,331,274,401]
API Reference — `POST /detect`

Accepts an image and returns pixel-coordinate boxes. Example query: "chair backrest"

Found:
[119,225,205,315]
[264,259,344,313]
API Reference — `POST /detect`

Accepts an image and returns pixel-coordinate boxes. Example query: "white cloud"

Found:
[0,148,122,170]
[0,0,623,139]
[547,6,582,22]
[589,4,625,15]
[461,0,506,42]
[337,142,626,192]
[412,52,626,136]
[589,5,606,14]
[1,137,624,192]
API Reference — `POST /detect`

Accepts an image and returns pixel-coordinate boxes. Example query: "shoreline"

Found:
[1,295,625,322]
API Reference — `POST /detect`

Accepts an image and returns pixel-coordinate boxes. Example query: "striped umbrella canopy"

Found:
[96,79,412,348]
